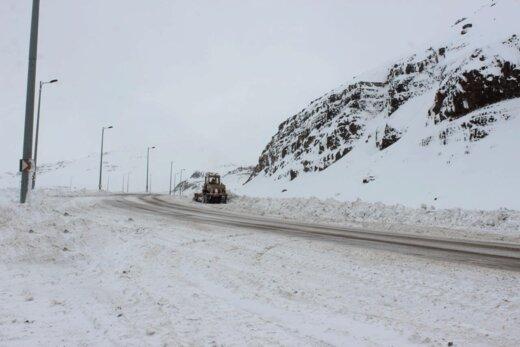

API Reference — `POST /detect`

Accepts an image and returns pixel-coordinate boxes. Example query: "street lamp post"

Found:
[173,172,177,196]
[31,78,58,189]
[146,146,156,193]
[179,169,185,197]
[169,161,173,195]
[20,0,40,203]
[98,125,113,191]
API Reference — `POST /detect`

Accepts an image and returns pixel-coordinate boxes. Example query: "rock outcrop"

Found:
[247,0,520,183]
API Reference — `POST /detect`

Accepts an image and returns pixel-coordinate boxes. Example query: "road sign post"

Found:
[20,159,34,173]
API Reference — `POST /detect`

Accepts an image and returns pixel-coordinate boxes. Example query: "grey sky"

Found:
[1,0,485,173]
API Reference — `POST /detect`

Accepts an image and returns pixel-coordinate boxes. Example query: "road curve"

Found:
[107,194,520,271]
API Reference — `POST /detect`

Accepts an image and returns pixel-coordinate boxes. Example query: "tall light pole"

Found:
[173,172,177,196]
[146,146,156,193]
[169,161,173,195]
[179,169,185,197]
[31,78,58,189]
[98,125,113,191]
[20,0,40,203]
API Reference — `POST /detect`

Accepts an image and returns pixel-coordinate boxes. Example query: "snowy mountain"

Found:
[0,149,152,192]
[0,149,253,196]
[244,0,520,209]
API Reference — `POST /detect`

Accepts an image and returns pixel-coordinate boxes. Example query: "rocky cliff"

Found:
[247,0,520,184]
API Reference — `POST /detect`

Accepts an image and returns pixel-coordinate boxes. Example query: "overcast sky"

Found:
[1,0,486,174]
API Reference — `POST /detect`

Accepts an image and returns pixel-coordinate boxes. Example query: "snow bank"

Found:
[213,195,520,242]
[0,188,107,264]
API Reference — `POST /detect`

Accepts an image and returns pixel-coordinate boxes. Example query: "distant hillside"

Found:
[174,166,254,196]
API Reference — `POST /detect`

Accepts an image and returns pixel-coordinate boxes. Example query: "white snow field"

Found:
[1,189,519,346]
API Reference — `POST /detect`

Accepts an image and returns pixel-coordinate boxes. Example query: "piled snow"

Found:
[211,195,520,243]
[1,189,520,345]
[0,188,107,264]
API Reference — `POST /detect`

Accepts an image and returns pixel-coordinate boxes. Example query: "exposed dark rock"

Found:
[420,136,432,147]
[439,127,455,145]
[439,105,511,145]
[386,51,441,116]
[190,171,205,179]
[454,17,466,26]
[224,166,255,177]
[461,23,473,34]
[431,62,520,123]
[376,125,402,150]
[247,81,387,181]
[174,180,199,193]
[362,176,375,184]
[302,160,312,172]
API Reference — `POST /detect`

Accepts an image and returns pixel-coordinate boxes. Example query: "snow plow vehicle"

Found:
[193,173,228,204]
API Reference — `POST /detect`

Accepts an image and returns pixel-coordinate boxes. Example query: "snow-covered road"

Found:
[111,195,520,271]
[1,190,519,346]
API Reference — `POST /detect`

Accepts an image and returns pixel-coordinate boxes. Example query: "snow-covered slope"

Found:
[0,148,252,196]
[245,0,520,209]
[0,149,151,192]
